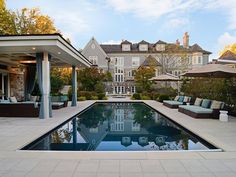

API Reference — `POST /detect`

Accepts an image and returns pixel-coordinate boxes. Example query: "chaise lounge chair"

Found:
[163,96,191,109]
[178,98,224,119]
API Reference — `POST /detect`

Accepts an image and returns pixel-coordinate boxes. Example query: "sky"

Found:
[6,0,236,60]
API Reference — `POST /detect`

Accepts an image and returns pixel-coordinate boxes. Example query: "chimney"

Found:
[183,32,189,48]
[176,39,180,46]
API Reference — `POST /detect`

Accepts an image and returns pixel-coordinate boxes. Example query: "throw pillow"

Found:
[194,98,202,106]
[174,96,179,101]
[201,99,211,108]
[9,96,17,103]
[210,100,223,109]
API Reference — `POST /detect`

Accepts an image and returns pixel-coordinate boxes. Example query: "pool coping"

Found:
[18,100,223,153]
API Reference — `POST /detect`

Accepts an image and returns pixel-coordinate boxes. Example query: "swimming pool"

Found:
[22,102,218,151]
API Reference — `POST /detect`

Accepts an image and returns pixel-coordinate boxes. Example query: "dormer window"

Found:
[155,44,165,51]
[122,44,131,51]
[121,40,132,51]
[139,44,148,51]
[155,40,166,51]
[138,40,149,51]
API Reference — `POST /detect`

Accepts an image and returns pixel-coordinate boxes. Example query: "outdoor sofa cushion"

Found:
[183,96,191,103]
[174,96,179,101]
[0,99,10,103]
[201,99,211,108]
[210,100,223,109]
[179,105,213,114]
[178,96,184,102]
[194,98,202,106]
[52,102,64,106]
[9,96,17,103]
[163,100,184,105]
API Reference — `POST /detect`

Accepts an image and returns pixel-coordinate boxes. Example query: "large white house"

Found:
[82,32,211,94]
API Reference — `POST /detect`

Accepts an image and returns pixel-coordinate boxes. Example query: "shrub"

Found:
[78,96,86,101]
[158,94,170,102]
[132,93,141,100]
[78,91,97,100]
[91,96,98,100]
[95,82,105,93]
[97,93,105,100]
[102,96,108,100]
[141,95,151,100]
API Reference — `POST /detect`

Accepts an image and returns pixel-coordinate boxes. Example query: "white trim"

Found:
[217,59,236,64]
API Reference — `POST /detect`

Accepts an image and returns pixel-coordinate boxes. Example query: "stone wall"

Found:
[10,73,25,101]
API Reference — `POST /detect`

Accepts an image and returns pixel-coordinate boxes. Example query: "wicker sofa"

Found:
[163,96,192,109]
[0,102,39,117]
[178,98,224,119]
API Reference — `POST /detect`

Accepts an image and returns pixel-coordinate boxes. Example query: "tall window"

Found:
[132,57,140,67]
[88,56,98,65]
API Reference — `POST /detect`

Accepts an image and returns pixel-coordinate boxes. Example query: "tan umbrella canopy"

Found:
[182,64,236,78]
[150,73,180,81]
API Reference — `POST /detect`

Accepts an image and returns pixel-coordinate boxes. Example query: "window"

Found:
[114,57,124,66]
[122,44,131,51]
[91,43,95,49]
[156,44,165,51]
[198,56,202,64]
[132,57,140,66]
[128,70,136,77]
[139,44,148,51]
[88,56,98,65]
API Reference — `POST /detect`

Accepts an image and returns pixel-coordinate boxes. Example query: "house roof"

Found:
[121,40,132,44]
[219,50,236,61]
[100,41,211,54]
[0,34,91,67]
[141,55,162,67]
[155,40,167,45]
[138,40,149,45]
[190,44,212,54]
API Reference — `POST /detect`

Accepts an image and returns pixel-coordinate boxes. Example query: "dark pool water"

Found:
[22,102,217,151]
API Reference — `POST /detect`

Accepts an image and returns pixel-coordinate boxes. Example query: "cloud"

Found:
[106,0,236,30]
[164,18,190,29]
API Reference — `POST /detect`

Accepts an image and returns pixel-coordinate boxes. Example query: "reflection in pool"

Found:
[22,103,217,151]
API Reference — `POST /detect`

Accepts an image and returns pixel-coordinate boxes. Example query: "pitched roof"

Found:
[138,40,149,45]
[121,40,132,44]
[100,41,211,54]
[155,40,167,45]
[190,43,212,54]
[141,55,162,67]
[219,50,236,61]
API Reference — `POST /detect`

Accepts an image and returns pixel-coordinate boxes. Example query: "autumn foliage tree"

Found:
[0,4,58,35]
[220,43,236,56]
[134,66,155,92]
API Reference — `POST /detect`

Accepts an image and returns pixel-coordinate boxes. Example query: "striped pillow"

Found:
[210,100,223,109]
[194,98,202,106]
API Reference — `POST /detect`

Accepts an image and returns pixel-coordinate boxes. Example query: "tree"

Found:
[157,44,189,74]
[134,66,155,92]
[0,7,58,35]
[77,67,106,91]
[220,43,236,56]
[0,0,5,10]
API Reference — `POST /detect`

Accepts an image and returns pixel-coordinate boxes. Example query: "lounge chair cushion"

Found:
[178,96,184,102]
[9,97,17,103]
[163,100,183,105]
[179,105,213,114]
[210,100,223,109]
[201,99,211,108]
[194,98,202,106]
[52,102,64,106]
[174,96,179,101]
[183,96,190,103]
[0,99,10,103]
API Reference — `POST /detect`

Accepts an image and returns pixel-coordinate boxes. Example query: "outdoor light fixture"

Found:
[32,47,36,50]
[58,52,61,55]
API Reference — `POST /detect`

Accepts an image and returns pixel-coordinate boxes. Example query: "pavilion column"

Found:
[36,52,51,119]
[71,65,77,107]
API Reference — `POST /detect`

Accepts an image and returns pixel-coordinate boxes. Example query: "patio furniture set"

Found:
[163,96,224,119]
[0,95,68,117]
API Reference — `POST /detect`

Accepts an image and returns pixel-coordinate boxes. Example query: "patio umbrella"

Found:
[138,137,149,147]
[182,64,236,78]
[121,137,132,147]
[149,73,180,81]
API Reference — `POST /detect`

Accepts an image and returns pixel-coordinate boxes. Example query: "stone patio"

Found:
[0,100,236,177]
